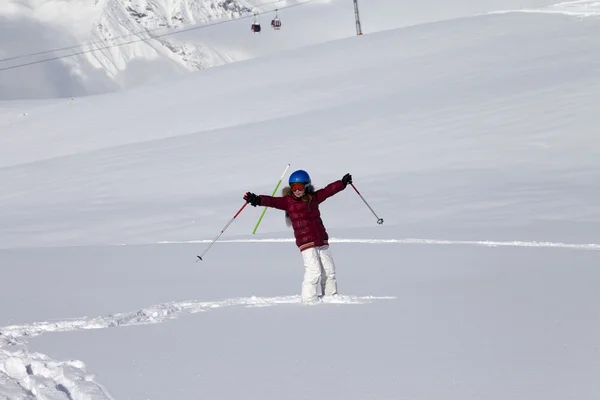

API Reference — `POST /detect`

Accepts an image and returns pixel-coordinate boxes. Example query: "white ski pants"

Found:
[300,245,338,302]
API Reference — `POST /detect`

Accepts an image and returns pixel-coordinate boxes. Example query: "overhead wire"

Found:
[0,0,286,65]
[0,0,318,73]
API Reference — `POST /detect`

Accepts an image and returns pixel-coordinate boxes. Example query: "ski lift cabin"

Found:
[271,17,281,30]
[251,12,261,33]
[271,9,281,30]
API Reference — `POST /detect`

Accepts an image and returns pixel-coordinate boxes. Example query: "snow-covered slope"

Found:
[2,4,600,249]
[1,2,600,399]
[0,0,570,99]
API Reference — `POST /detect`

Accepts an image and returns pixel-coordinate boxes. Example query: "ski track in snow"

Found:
[0,295,393,345]
[156,237,600,251]
[0,295,394,400]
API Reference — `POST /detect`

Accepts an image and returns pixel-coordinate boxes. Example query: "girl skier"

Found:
[244,170,352,304]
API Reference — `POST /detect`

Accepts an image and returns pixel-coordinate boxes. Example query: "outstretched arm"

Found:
[258,194,288,210]
[314,173,352,203]
[244,192,287,210]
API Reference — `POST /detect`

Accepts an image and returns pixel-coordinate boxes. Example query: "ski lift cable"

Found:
[0,0,311,71]
[0,0,288,65]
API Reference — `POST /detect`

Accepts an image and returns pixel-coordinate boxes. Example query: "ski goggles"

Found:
[290,183,307,192]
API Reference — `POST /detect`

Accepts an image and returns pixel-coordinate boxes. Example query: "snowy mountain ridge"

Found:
[0,0,257,96]
[87,0,254,76]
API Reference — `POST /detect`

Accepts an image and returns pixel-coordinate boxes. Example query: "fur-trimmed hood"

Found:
[281,185,315,199]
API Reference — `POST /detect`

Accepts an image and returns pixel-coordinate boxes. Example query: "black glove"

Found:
[244,192,261,207]
[342,173,352,187]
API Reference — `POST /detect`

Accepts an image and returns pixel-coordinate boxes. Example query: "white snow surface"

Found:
[1,0,600,399]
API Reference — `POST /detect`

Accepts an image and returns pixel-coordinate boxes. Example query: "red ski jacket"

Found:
[259,180,346,251]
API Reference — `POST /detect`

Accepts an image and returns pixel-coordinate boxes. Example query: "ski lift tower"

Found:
[353,0,363,36]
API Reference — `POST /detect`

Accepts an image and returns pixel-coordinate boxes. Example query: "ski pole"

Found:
[197,202,249,262]
[350,183,384,225]
[252,163,291,234]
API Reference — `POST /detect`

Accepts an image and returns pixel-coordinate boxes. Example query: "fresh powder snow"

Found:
[1,0,599,399]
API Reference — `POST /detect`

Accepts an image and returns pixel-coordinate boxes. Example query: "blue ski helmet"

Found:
[289,169,311,186]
